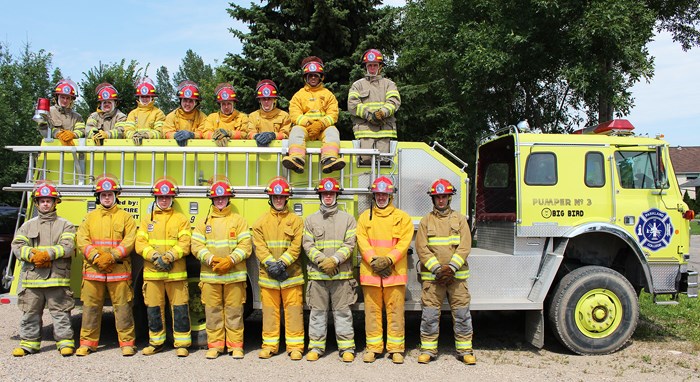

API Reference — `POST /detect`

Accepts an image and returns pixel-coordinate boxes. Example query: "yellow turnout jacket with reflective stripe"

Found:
[415,207,471,281]
[289,84,338,129]
[253,207,303,289]
[135,205,191,282]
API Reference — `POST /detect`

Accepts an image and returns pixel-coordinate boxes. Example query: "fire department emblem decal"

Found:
[308,64,317,72]
[160,185,170,194]
[215,185,225,196]
[102,181,112,191]
[436,184,445,194]
[323,180,333,191]
[140,86,149,95]
[184,89,192,98]
[102,91,110,100]
[635,208,673,251]
[274,184,283,194]
[367,52,376,61]
[262,87,271,97]
[221,92,229,100]
[62,86,71,94]
[39,186,50,196]
[377,181,387,192]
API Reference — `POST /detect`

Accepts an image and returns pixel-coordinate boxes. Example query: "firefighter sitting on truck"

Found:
[247,79,292,147]
[202,83,249,147]
[162,80,207,147]
[50,78,86,146]
[75,175,137,357]
[11,182,76,357]
[191,178,252,359]
[282,56,345,174]
[135,179,192,357]
[348,49,401,165]
[80,83,128,145]
[357,176,414,364]
[253,177,306,360]
[125,77,166,145]
[415,179,476,365]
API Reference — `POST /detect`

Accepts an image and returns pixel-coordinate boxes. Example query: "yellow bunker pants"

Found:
[260,285,304,354]
[362,285,405,354]
[143,280,191,348]
[79,279,135,349]
[200,282,246,352]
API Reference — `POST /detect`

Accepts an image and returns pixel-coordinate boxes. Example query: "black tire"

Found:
[548,265,639,355]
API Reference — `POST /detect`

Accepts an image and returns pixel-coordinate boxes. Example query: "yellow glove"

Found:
[93,251,116,273]
[93,130,109,144]
[374,109,386,120]
[32,250,52,268]
[215,136,230,147]
[319,257,339,276]
[57,130,76,146]
[212,256,234,275]
[305,121,324,140]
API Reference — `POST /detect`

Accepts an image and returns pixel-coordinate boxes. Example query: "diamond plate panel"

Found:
[475,221,515,254]
[518,224,571,237]
[649,263,680,293]
[468,250,541,301]
[514,237,550,256]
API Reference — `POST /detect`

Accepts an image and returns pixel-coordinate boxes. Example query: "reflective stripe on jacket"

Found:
[348,74,401,136]
[162,108,207,139]
[48,105,85,137]
[416,208,471,281]
[202,110,249,140]
[83,109,128,139]
[303,203,357,281]
[124,103,165,139]
[246,108,291,140]
[253,207,303,289]
[289,84,338,129]
[135,205,191,281]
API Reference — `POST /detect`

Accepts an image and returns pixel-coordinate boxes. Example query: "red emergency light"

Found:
[572,119,635,135]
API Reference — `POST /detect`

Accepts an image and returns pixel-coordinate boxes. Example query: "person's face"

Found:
[36,197,56,213]
[99,191,116,208]
[138,96,153,106]
[306,73,321,87]
[260,98,275,112]
[100,100,114,112]
[57,94,72,108]
[212,196,229,210]
[374,193,390,208]
[433,194,450,210]
[366,63,380,76]
[220,101,234,115]
[181,98,196,112]
[271,195,288,210]
[156,195,173,210]
[320,192,336,207]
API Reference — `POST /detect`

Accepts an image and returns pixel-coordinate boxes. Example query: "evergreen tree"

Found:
[76,60,143,118]
[173,50,216,115]
[155,66,178,113]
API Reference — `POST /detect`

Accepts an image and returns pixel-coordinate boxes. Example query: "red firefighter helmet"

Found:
[215,83,238,103]
[96,83,119,102]
[316,177,342,194]
[362,49,384,65]
[371,176,395,194]
[256,80,279,99]
[177,80,201,100]
[135,77,158,98]
[301,56,325,77]
[94,175,121,195]
[428,179,456,196]
[32,182,61,203]
[208,181,234,198]
[54,79,78,98]
[265,177,292,196]
[152,179,178,196]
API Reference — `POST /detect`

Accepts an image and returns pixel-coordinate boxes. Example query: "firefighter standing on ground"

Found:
[75,175,137,356]
[202,83,249,147]
[82,83,128,145]
[415,179,476,365]
[191,179,252,359]
[348,49,401,164]
[125,77,166,145]
[11,183,76,357]
[247,79,291,147]
[357,176,413,364]
[51,79,86,146]
[135,179,192,357]
[162,80,207,147]
[282,56,345,174]
[303,177,358,362]
[252,177,305,360]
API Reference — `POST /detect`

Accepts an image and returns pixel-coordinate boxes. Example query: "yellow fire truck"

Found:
[2,119,697,355]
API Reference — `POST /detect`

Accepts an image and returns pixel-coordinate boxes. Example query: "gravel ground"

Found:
[0,237,698,381]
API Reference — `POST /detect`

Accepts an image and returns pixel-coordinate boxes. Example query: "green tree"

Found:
[155,65,178,114]
[76,59,143,118]
[0,43,53,205]
[173,50,216,115]
[221,0,400,137]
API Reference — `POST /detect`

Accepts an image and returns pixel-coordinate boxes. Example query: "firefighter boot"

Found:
[341,352,355,363]
[206,349,221,359]
[231,349,244,359]
[122,346,136,357]
[362,351,376,363]
[417,353,432,364]
[289,350,303,361]
[60,347,74,357]
[12,347,29,357]
[321,157,346,174]
[306,350,320,362]
[75,346,94,356]
[282,155,305,174]
[176,348,189,357]
[391,353,405,364]
[463,352,477,365]
[258,348,274,359]
[142,345,163,356]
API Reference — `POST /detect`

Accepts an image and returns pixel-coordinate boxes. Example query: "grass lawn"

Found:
[635,292,700,350]
[691,221,700,235]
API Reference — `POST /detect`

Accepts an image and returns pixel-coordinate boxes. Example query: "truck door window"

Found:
[484,163,509,188]
[525,152,557,185]
[585,152,605,187]
[614,150,659,189]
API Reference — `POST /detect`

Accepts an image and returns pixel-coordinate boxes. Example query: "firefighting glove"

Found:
[377,266,392,278]
[93,130,109,143]
[132,131,149,146]
[94,251,116,272]
[174,130,195,147]
[265,260,283,279]
[319,257,339,277]
[305,121,324,140]
[162,251,176,264]
[212,128,230,140]
[374,109,386,121]
[57,130,76,146]
[212,256,234,275]
[208,256,221,268]
[435,264,455,286]
[154,256,173,272]
[215,136,230,147]
[254,132,276,147]
[32,250,52,268]
[370,256,393,273]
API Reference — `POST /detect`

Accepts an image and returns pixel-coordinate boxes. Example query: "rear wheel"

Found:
[548,266,639,355]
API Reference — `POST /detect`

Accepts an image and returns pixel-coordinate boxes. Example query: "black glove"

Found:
[154,256,173,272]
[254,132,276,147]
[266,260,285,280]
[276,269,289,282]
[174,130,195,146]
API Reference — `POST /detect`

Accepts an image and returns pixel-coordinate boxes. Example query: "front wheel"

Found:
[548,266,639,355]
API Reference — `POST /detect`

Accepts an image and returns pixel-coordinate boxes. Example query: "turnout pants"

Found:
[79,279,135,349]
[306,279,357,355]
[143,280,191,348]
[362,284,405,354]
[260,285,304,354]
[420,280,474,356]
[200,281,245,352]
[18,287,75,352]
[287,126,341,161]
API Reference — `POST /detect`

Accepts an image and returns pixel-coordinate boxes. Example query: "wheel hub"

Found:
[574,289,623,338]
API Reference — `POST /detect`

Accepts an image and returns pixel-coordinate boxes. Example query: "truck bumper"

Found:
[681,270,698,298]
